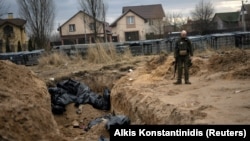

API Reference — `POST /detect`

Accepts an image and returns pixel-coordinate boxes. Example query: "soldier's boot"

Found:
[173,80,182,85]
[174,66,182,85]
[185,73,191,84]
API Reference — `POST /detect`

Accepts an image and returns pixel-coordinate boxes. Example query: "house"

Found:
[57,11,112,45]
[210,4,250,32]
[181,19,200,34]
[110,4,166,42]
[240,4,250,31]
[211,11,240,31]
[0,13,27,53]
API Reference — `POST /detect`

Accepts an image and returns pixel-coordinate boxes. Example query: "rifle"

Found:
[188,58,192,67]
[171,58,178,80]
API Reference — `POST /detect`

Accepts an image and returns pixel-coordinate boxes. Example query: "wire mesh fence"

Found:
[52,31,250,57]
[1,31,250,66]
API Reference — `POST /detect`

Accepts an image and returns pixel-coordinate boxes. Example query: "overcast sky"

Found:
[5,0,249,32]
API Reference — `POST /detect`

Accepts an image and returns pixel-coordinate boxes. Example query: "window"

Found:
[89,23,94,30]
[3,25,14,37]
[127,16,135,25]
[69,24,75,32]
[125,31,139,41]
[149,19,154,25]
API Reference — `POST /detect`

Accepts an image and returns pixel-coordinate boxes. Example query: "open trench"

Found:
[31,49,250,140]
[44,63,138,140]
[44,56,204,140]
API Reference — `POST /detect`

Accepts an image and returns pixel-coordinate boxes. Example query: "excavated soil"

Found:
[0,61,68,141]
[1,48,250,141]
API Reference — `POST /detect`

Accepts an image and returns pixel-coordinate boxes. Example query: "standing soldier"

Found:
[173,30,193,85]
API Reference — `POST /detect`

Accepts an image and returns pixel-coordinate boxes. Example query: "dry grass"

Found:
[37,52,70,67]
[37,50,86,68]
[69,51,84,64]
[36,43,135,68]
[86,42,133,64]
[196,44,240,57]
[121,46,133,60]
[86,43,112,64]
[195,46,217,58]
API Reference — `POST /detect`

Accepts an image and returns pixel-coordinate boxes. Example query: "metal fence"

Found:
[0,49,45,66]
[2,31,249,66]
[52,31,250,57]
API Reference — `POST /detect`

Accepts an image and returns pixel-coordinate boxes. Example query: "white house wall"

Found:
[213,16,224,30]
[60,12,103,36]
[148,19,164,35]
[111,11,146,42]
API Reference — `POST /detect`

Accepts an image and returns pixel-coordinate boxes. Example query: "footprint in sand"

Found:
[167,89,180,96]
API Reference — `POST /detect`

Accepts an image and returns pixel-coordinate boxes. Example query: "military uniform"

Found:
[174,37,193,84]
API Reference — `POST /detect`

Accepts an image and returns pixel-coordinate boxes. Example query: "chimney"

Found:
[8,13,13,19]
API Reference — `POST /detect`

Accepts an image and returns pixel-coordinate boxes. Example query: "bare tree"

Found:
[78,0,107,41]
[16,0,55,50]
[148,19,165,39]
[155,19,165,38]
[50,32,61,42]
[0,0,9,17]
[191,0,214,34]
[103,3,108,42]
[165,12,187,31]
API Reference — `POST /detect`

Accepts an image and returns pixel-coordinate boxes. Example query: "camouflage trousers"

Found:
[176,56,190,82]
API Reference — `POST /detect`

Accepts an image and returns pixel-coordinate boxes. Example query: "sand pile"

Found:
[208,49,250,79]
[145,53,207,80]
[189,57,207,76]
[0,60,68,141]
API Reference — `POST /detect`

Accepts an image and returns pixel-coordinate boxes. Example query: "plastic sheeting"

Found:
[88,114,131,141]
[48,79,111,114]
[98,135,109,141]
[85,114,131,131]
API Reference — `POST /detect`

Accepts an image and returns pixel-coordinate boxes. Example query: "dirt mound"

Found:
[224,65,250,80]
[146,52,169,71]
[144,53,175,80]
[208,49,249,72]
[144,53,207,80]
[208,49,250,79]
[189,57,207,76]
[111,84,202,124]
[0,60,68,141]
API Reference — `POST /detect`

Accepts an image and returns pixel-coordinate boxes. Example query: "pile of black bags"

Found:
[48,79,110,114]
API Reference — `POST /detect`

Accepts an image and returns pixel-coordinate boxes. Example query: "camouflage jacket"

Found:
[174,37,193,58]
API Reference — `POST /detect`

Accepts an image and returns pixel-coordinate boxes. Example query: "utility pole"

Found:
[84,10,87,44]
[241,0,248,32]
[103,3,107,42]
